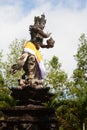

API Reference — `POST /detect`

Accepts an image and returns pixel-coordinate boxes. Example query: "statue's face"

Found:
[39,21,46,30]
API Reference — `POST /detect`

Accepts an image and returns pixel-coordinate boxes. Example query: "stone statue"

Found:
[10,14,55,88]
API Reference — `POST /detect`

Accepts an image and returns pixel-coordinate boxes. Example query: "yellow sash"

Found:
[23,41,46,79]
[23,42,42,62]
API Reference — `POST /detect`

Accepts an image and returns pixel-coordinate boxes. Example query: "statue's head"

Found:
[29,14,49,49]
[34,14,46,30]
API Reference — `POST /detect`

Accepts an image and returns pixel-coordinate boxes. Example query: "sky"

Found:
[0,0,87,77]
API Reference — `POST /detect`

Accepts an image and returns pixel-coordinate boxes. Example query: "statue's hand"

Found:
[46,37,55,48]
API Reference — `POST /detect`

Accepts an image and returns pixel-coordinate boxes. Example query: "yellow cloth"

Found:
[23,42,42,62]
[23,41,46,79]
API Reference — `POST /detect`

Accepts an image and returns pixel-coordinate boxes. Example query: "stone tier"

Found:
[11,86,54,105]
[0,86,58,130]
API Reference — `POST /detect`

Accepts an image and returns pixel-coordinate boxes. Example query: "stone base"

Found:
[0,86,58,130]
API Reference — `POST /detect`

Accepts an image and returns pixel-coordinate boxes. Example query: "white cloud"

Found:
[0,1,87,77]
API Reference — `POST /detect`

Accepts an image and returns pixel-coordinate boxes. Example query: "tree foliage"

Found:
[45,56,68,110]
[68,34,87,130]
[0,50,4,87]
[45,34,87,130]
[45,56,67,91]
[73,34,87,93]
[3,39,26,87]
[0,39,26,108]
[0,50,15,108]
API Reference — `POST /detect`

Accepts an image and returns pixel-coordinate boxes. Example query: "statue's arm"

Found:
[37,28,51,38]
[30,25,51,38]
[40,37,55,49]
[10,53,29,74]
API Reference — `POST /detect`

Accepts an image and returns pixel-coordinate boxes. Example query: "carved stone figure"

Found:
[10,14,55,88]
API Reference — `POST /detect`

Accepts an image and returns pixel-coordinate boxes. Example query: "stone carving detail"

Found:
[10,14,55,88]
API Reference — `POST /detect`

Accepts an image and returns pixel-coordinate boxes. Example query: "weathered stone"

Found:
[0,86,58,130]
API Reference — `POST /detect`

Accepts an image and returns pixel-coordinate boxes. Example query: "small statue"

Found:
[10,14,55,88]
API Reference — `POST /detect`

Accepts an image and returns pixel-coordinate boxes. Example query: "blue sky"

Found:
[0,0,87,77]
[0,0,87,13]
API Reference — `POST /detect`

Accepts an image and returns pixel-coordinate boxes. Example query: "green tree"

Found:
[45,56,76,129]
[44,34,87,130]
[0,50,15,108]
[69,34,87,130]
[3,39,26,87]
[0,50,4,87]
[45,56,68,109]
[0,73,4,87]
[0,86,16,108]
[45,56,68,97]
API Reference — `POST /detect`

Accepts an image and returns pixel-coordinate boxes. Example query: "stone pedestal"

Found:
[0,86,58,130]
